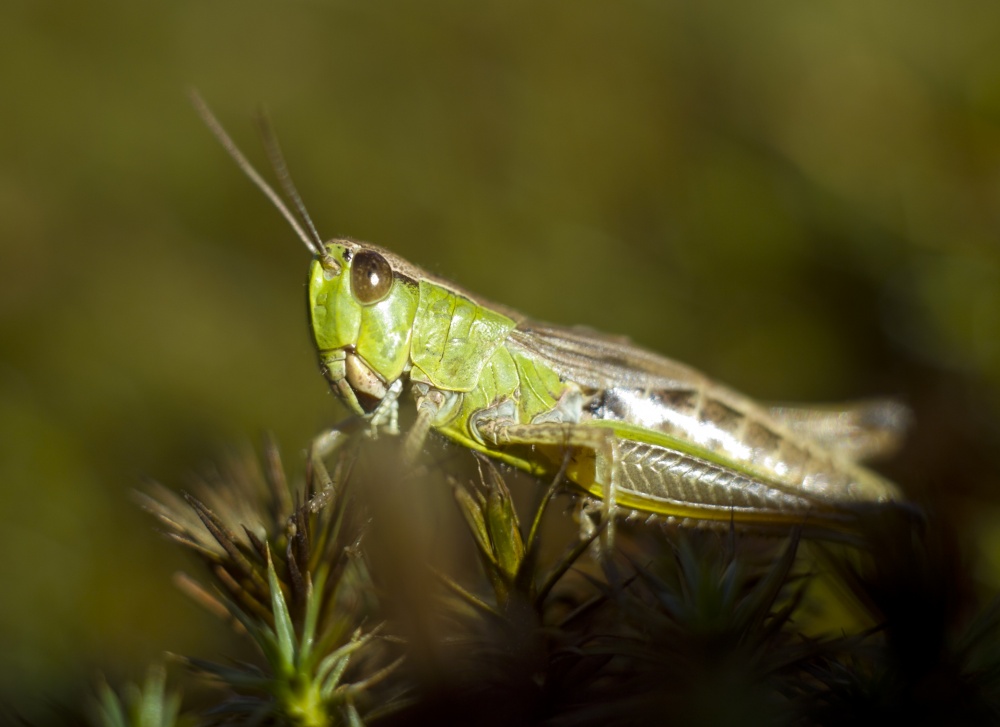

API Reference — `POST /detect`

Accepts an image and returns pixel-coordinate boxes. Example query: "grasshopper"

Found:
[195,95,908,536]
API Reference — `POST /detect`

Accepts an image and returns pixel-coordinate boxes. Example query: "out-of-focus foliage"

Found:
[112,442,1000,725]
[90,665,188,727]
[2,0,999,721]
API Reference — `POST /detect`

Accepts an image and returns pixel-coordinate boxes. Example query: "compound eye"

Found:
[350,250,393,304]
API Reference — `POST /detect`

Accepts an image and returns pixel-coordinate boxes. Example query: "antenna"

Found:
[189,90,323,256]
[254,109,324,253]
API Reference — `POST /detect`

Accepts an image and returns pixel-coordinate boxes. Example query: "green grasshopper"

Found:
[195,96,908,536]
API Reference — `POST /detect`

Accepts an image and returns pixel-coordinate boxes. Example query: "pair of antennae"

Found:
[189,90,325,257]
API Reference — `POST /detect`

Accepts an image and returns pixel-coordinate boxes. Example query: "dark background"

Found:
[2,1,1000,719]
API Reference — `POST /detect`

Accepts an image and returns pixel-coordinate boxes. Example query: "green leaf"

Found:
[453,484,496,566]
[484,464,524,582]
[299,567,327,668]
[93,677,127,727]
[267,545,297,674]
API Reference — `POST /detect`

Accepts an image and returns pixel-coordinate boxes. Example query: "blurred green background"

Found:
[2,0,1000,718]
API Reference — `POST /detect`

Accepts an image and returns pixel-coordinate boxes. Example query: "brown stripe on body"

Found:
[658,389,699,416]
[698,397,746,443]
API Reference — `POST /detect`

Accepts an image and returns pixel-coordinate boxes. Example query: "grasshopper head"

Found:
[188,98,423,417]
[308,240,420,416]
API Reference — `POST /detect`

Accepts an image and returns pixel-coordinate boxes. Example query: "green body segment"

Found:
[410,281,517,392]
[400,278,573,470]
[433,344,571,470]
[403,279,575,476]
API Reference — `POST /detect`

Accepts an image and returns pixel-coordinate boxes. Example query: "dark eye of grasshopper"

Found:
[351,250,393,304]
